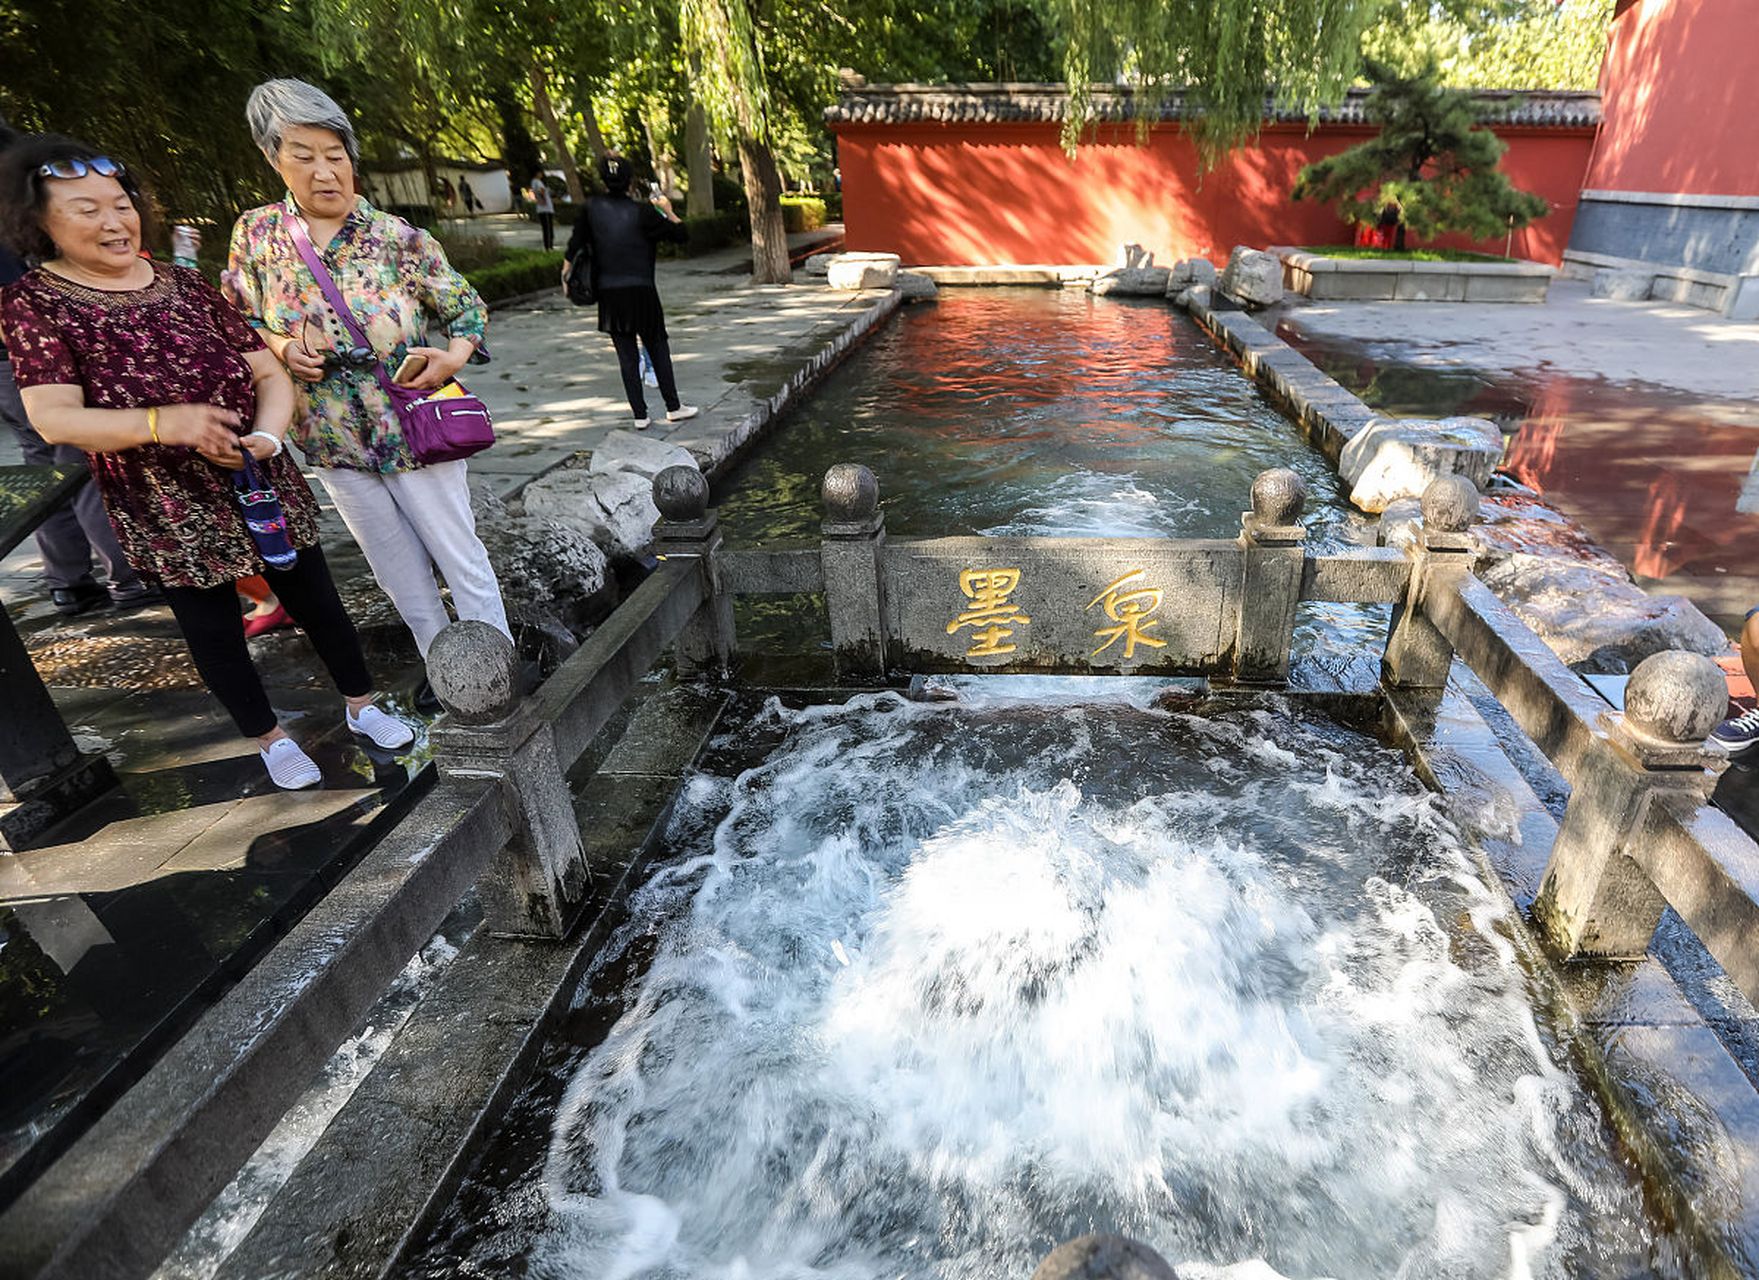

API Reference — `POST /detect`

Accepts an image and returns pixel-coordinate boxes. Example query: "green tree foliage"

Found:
[1366,0,1614,91]
[1043,0,1384,163]
[1291,58,1549,249]
[0,0,325,230]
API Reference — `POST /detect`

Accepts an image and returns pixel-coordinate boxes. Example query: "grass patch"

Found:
[1300,245,1514,263]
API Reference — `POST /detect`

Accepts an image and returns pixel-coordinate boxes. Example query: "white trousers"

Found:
[317,461,511,658]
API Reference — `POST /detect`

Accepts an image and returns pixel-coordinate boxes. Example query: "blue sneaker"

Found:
[1710,708,1759,755]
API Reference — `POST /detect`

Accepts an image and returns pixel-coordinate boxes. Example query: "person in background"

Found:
[1711,610,1759,757]
[563,154,699,431]
[529,171,554,251]
[0,133,410,788]
[0,115,155,616]
[226,79,510,713]
[459,175,476,215]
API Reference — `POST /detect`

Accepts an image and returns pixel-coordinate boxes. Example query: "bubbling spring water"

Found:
[528,690,1673,1280]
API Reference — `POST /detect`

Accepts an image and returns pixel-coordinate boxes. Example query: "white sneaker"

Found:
[633,417,652,431]
[346,703,416,750]
[260,737,322,790]
[666,405,700,423]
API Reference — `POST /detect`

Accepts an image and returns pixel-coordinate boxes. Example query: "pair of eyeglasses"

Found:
[296,318,375,371]
[36,156,126,181]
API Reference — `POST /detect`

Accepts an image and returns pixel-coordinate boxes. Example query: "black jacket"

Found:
[565,194,689,292]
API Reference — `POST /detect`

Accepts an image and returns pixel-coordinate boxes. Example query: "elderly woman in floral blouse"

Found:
[0,133,413,790]
[224,79,510,709]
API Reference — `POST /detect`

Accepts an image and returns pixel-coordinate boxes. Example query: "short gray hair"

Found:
[246,79,359,166]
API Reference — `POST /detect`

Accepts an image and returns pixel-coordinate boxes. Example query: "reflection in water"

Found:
[1272,316,1759,623]
[718,290,1365,548]
[714,290,1385,667]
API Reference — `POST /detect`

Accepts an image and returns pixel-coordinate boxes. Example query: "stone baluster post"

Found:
[652,465,735,677]
[820,463,890,678]
[426,621,588,940]
[1383,475,1479,689]
[1534,650,1728,959]
[1234,468,1308,683]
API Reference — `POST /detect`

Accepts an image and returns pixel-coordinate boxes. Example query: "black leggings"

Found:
[611,329,680,421]
[161,544,373,738]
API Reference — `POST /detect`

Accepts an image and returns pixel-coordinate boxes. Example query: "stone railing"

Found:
[5,462,1751,1279]
[0,471,730,1279]
[712,461,1756,1000]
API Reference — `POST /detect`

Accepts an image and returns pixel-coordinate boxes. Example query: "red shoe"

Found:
[243,604,294,638]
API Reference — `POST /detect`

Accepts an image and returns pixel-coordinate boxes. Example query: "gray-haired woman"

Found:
[223,79,510,709]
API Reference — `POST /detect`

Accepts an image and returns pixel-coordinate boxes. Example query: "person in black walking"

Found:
[562,155,698,430]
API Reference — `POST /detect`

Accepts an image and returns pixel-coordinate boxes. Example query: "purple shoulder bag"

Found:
[285,215,495,466]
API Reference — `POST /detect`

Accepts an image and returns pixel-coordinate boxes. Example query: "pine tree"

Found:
[1292,59,1549,251]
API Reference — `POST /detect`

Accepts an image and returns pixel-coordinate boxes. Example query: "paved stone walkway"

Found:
[1270,279,1759,627]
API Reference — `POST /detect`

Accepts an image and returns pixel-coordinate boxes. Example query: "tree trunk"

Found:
[685,93,715,219]
[528,57,585,204]
[738,135,790,285]
[580,100,611,162]
[643,112,680,201]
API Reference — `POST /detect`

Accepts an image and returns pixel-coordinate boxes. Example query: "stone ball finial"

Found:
[1421,474,1480,533]
[822,463,880,522]
[1032,1235,1180,1280]
[1623,650,1728,747]
[653,465,709,522]
[1250,468,1307,526]
[425,620,519,725]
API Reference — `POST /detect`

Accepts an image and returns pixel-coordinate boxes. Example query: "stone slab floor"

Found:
[1270,278,1759,630]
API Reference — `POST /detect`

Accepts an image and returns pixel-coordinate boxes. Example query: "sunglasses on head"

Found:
[36,156,127,181]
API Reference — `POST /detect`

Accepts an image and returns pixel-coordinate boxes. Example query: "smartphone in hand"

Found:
[392,353,430,386]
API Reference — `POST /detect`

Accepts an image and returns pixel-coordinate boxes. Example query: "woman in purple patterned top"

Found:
[0,133,415,790]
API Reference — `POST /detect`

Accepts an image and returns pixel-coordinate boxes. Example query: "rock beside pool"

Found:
[588,429,700,480]
[1174,283,1213,311]
[1481,553,1730,670]
[1092,265,1171,296]
[825,252,900,290]
[1219,246,1284,307]
[1340,416,1503,513]
[523,465,665,565]
[1164,257,1216,296]
[471,485,616,640]
[896,270,939,301]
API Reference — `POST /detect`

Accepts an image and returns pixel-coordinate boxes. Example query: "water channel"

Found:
[401,290,1685,1277]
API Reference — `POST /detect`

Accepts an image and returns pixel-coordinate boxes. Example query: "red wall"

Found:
[1586,0,1759,197]
[835,121,1594,267]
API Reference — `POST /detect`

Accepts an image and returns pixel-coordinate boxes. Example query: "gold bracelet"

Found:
[146,406,160,446]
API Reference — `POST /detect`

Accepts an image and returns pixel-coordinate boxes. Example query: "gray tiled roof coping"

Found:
[826,83,1602,129]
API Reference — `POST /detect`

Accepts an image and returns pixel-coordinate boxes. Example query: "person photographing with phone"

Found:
[563,155,699,431]
[225,79,510,711]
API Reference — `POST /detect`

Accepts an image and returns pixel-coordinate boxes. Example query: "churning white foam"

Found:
[529,692,1669,1280]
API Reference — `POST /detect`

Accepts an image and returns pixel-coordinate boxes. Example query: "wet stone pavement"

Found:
[1269,279,1759,632]
[0,499,433,1200]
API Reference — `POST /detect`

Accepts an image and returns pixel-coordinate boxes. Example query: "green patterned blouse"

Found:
[223,195,488,473]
